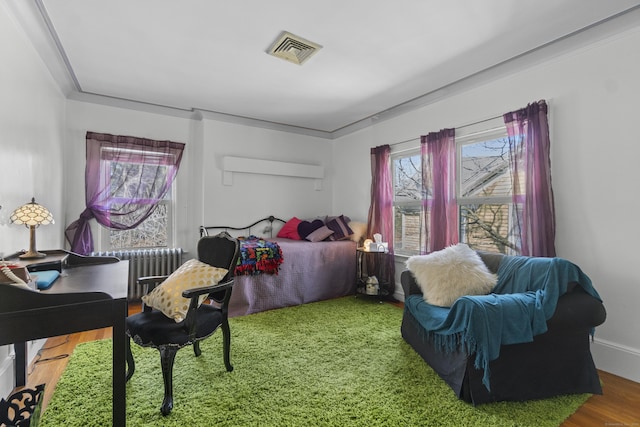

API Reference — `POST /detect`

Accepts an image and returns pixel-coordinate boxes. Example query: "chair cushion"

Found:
[406,243,497,307]
[127,304,224,348]
[141,259,228,322]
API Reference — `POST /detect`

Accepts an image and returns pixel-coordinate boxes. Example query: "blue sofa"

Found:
[401,251,607,404]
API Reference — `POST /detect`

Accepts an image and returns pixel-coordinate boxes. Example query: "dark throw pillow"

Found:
[297,219,324,240]
[326,215,353,240]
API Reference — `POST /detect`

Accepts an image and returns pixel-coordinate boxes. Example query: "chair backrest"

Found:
[197,231,240,281]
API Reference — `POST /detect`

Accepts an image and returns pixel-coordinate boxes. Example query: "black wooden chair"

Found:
[125,232,240,415]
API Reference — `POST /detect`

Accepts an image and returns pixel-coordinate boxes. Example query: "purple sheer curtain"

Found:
[65,132,185,255]
[421,128,458,252]
[367,145,395,291]
[503,100,556,257]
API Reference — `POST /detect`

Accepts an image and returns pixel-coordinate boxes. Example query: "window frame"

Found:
[391,118,521,256]
[456,125,519,254]
[391,148,424,256]
[98,149,177,251]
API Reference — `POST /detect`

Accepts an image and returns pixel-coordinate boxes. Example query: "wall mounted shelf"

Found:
[222,156,324,190]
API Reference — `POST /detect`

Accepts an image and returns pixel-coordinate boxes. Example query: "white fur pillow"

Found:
[405,244,497,307]
[348,221,368,244]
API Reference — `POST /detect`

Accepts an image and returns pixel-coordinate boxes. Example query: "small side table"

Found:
[356,248,392,300]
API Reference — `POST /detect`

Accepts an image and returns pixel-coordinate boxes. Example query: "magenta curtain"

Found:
[367,145,395,291]
[503,100,556,257]
[65,132,185,255]
[421,128,458,252]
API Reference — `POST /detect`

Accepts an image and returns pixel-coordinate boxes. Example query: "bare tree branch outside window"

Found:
[393,134,520,255]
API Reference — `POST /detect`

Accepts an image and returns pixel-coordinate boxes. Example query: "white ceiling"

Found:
[7,0,640,136]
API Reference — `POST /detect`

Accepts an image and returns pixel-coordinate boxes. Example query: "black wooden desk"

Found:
[0,251,128,426]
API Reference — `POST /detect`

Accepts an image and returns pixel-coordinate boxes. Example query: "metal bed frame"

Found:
[200,215,287,238]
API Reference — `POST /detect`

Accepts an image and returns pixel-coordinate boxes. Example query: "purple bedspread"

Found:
[228,238,357,317]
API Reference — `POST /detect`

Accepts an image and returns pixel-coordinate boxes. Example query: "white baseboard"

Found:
[0,339,47,399]
[592,338,640,383]
[0,347,15,399]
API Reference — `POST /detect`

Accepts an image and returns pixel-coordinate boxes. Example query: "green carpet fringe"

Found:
[40,297,589,426]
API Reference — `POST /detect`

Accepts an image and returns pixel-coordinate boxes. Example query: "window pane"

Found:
[106,159,172,249]
[460,138,512,198]
[110,162,169,199]
[394,154,422,201]
[460,203,517,254]
[109,203,168,249]
[394,205,424,256]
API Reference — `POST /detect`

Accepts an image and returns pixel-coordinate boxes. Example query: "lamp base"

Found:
[19,251,46,259]
[20,225,47,259]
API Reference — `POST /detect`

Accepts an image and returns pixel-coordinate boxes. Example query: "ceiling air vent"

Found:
[267,31,322,65]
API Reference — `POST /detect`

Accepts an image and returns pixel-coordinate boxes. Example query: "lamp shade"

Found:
[10,198,54,226]
[10,198,54,259]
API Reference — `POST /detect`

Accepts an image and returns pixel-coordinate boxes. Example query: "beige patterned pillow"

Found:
[142,259,228,322]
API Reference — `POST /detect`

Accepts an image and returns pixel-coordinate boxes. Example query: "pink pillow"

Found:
[277,217,302,240]
[306,225,334,242]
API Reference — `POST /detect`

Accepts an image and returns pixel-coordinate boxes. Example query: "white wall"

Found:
[2,0,639,393]
[200,118,334,231]
[63,101,199,253]
[0,3,66,398]
[332,25,640,382]
[63,104,335,255]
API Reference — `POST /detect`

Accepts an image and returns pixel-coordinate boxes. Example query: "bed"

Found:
[200,216,358,317]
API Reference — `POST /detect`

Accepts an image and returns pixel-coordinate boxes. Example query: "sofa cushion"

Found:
[401,270,423,296]
[476,251,504,274]
[406,244,497,307]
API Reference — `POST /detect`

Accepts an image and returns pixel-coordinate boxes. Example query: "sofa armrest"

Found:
[401,270,423,297]
[547,287,606,331]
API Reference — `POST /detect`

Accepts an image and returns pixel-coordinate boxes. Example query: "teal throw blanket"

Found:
[405,256,601,390]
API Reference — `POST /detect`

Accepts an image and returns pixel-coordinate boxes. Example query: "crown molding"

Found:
[6,1,640,141]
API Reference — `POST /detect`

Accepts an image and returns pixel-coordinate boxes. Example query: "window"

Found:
[457,128,521,254]
[107,198,173,250]
[392,152,424,256]
[65,132,184,255]
[392,123,521,256]
[100,148,175,250]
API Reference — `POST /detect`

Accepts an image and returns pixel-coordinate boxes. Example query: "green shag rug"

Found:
[40,297,589,426]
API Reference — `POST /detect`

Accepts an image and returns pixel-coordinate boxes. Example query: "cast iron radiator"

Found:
[90,248,183,300]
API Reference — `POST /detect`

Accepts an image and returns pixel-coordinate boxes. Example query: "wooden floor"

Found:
[12,302,640,426]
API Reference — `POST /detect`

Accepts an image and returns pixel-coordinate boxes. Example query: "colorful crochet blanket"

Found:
[235,236,284,276]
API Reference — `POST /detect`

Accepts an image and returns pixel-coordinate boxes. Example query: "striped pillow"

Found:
[326,215,353,240]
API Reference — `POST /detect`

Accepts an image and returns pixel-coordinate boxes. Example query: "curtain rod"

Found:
[389,113,503,147]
